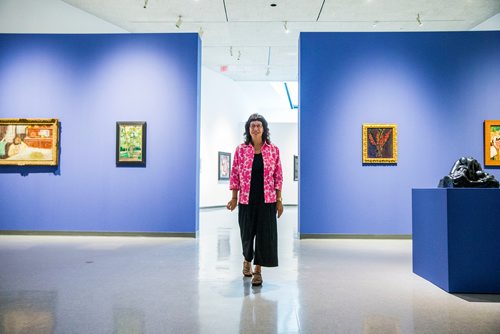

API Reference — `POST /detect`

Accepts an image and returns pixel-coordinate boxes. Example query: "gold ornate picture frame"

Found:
[484,120,500,167]
[0,118,59,166]
[362,124,398,164]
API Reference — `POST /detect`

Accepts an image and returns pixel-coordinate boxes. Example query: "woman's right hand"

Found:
[227,198,237,211]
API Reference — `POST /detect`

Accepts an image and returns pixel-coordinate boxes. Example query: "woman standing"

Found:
[227,114,283,286]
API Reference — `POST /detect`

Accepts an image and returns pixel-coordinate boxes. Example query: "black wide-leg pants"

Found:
[238,202,278,267]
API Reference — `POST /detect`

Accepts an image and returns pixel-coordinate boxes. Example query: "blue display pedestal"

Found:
[412,188,500,293]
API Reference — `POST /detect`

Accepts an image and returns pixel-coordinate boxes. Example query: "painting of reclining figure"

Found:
[0,118,59,166]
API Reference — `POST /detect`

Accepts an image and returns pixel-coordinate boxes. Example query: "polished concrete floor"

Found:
[0,207,499,334]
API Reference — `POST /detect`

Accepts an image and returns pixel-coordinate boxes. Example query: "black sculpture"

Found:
[438,157,499,188]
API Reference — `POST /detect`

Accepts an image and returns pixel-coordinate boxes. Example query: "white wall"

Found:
[200,70,300,207]
[236,82,299,123]
[259,123,298,205]
[472,13,500,30]
[0,0,127,33]
[199,68,256,207]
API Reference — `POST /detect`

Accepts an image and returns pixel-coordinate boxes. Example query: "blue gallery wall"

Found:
[0,34,201,233]
[299,32,500,235]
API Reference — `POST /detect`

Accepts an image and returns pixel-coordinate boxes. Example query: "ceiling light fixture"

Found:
[237,51,241,61]
[266,68,270,76]
[143,0,148,9]
[175,15,183,29]
[372,21,378,28]
[270,3,277,7]
[416,13,423,27]
[198,27,204,38]
[284,21,290,33]
[230,46,233,57]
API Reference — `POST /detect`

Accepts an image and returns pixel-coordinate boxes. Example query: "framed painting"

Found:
[362,124,398,164]
[218,152,231,180]
[484,120,500,167]
[0,118,59,166]
[294,155,298,181]
[116,122,146,166]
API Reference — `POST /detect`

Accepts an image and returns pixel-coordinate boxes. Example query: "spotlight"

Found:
[372,21,378,28]
[143,0,148,8]
[284,21,290,33]
[237,51,241,61]
[198,27,204,37]
[416,13,423,27]
[175,15,183,29]
[230,46,233,57]
[265,68,270,76]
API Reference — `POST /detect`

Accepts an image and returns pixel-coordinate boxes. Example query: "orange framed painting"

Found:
[362,124,398,164]
[484,120,500,167]
[0,118,59,166]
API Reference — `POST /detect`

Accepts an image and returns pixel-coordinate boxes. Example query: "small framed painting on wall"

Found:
[362,124,398,164]
[294,155,298,181]
[116,121,146,166]
[218,152,231,180]
[0,118,59,166]
[484,120,500,167]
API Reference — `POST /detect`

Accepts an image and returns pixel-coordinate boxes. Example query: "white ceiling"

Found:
[62,0,500,81]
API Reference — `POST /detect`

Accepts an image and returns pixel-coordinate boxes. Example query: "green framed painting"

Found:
[116,121,146,167]
[0,118,59,166]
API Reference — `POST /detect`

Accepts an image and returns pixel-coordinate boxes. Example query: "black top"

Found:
[249,153,264,204]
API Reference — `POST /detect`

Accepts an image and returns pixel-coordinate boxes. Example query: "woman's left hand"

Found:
[277,201,283,218]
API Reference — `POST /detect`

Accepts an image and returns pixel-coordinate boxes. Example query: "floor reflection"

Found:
[362,314,401,334]
[113,307,145,334]
[0,290,56,334]
[217,227,231,262]
[240,280,278,334]
[198,207,300,333]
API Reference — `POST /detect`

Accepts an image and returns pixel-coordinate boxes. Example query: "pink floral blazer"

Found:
[230,142,283,204]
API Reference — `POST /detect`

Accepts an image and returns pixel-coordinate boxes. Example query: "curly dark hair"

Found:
[244,113,271,145]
